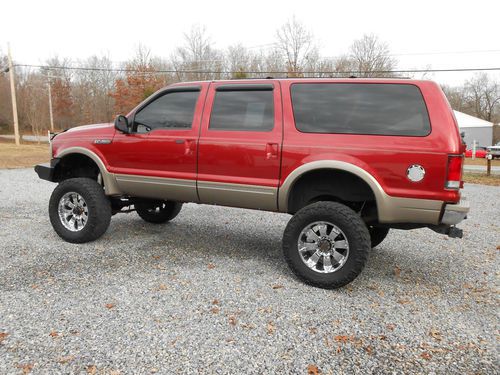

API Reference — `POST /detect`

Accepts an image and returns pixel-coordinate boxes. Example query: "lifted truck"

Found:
[35,78,469,288]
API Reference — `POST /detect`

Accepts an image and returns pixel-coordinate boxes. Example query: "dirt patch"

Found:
[463,173,500,186]
[0,140,49,169]
[464,158,500,167]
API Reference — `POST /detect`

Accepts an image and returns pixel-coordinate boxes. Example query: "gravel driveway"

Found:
[0,169,498,374]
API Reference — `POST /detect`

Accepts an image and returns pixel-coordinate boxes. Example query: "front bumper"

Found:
[34,158,60,182]
[441,196,469,225]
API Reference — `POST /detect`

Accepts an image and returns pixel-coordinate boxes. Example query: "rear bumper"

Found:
[34,159,60,182]
[441,196,469,225]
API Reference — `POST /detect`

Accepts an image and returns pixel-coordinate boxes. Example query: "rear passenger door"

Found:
[197,82,282,211]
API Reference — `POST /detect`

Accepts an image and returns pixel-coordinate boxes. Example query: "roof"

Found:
[454,110,493,128]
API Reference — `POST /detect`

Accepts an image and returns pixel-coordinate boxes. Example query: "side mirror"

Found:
[114,115,130,133]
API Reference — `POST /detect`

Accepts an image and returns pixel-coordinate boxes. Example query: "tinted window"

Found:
[210,90,274,131]
[291,83,430,136]
[134,91,199,131]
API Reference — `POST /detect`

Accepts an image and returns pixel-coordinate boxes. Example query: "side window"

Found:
[134,91,199,131]
[291,83,431,136]
[209,90,274,131]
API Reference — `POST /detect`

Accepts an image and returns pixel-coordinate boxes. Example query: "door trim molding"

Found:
[198,180,277,211]
[115,174,198,202]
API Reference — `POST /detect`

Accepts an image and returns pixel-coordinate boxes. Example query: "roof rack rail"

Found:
[229,76,275,80]
[227,75,413,80]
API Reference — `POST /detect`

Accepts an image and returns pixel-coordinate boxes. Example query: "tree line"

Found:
[0,18,499,140]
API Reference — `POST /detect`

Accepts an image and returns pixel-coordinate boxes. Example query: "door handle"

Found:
[266,143,279,159]
[184,139,195,156]
[174,139,195,155]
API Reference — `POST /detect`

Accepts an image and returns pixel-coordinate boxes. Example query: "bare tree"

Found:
[259,49,285,77]
[110,45,168,115]
[73,54,116,124]
[172,25,223,81]
[275,17,318,76]
[332,55,357,77]
[307,58,335,78]
[226,44,253,79]
[349,34,396,77]
[43,56,74,129]
[16,70,49,136]
[441,85,468,112]
[464,73,500,122]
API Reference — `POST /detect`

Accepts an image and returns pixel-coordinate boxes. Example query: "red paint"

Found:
[197,80,283,187]
[51,78,464,204]
[464,149,487,158]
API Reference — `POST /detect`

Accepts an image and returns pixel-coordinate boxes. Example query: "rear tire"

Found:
[49,178,112,243]
[135,201,182,224]
[282,201,370,289]
[369,226,390,248]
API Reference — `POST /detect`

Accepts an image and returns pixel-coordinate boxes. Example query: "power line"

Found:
[322,49,500,60]
[12,63,500,75]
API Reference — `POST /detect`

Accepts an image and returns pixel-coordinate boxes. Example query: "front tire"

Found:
[49,178,112,243]
[135,201,182,224]
[283,201,370,289]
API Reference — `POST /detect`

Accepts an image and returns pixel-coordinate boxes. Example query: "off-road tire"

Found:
[283,201,370,289]
[135,201,182,224]
[49,177,112,243]
[369,226,390,248]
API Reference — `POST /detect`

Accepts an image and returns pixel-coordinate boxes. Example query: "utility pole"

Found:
[7,43,20,146]
[46,72,54,132]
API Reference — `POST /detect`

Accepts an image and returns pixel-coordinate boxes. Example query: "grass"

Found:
[463,172,500,186]
[0,140,49,169]
[464,158,500,166]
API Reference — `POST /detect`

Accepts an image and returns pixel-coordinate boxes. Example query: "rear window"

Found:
[291,83,431,136]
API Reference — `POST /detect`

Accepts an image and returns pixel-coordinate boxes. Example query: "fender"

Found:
[278,160,443,224]
[56,147,122,196]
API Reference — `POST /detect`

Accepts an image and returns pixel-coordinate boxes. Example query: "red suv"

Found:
[35,78,469,288]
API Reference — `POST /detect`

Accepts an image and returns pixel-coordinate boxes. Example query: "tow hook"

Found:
[430,225,463,239]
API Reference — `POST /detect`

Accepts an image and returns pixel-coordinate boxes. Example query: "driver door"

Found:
[107,85,207,202]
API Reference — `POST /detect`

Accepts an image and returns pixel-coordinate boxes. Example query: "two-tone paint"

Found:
[49,78,466,225]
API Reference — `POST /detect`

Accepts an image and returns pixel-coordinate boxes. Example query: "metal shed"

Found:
[453,110,493,148]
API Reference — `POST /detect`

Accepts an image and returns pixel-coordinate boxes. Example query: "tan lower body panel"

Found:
[376,194,443,225]
[113,174,277,211]
[113,172,440,225]
[198,181,278,211]
[114,174,198,202]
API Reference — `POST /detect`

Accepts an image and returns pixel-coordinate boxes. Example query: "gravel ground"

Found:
[0,168,498,374]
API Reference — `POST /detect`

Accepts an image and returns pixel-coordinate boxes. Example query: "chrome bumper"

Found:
[441,196,469,225]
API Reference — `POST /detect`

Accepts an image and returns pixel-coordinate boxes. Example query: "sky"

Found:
[1,0,500,86]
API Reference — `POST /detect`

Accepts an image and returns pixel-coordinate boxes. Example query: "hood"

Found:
[60,123,115,138]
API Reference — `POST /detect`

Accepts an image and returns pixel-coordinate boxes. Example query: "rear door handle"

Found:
[184,139,195,156]
[266,143,279,159]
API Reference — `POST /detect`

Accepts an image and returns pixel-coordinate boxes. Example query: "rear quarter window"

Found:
[291,83,431,136]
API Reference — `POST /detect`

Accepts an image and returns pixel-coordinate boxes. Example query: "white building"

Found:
[453,110,493,147]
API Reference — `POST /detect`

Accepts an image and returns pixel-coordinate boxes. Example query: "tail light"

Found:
[445,155,463,189]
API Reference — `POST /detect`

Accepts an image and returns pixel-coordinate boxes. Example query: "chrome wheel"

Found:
[57,192,88,232]
[297,221,349,274]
